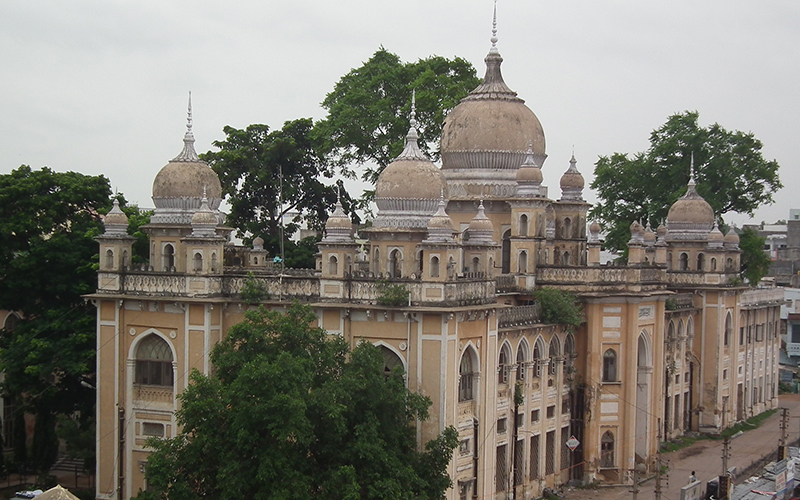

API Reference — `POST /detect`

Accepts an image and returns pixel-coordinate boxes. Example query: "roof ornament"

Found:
[173,91,200,162]
[689,152,696,187]
[395,90,427,161]
[490,1,499,54]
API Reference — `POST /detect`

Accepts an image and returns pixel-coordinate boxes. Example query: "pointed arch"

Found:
[532,335,546,378]
[667,320,676,341]
[131,330,176,387]
[459,345,479,402]
[678,319,685,338]
[724,311,733,347]
[498,340,512,385]
[516,338,530,381]
[637,331,651,368]
[373,341,407,376]
[686,316,694,338]
[2,312,20,332]
[548,336,561,376]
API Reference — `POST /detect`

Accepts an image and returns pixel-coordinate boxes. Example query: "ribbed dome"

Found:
[373,101,447,230]
[440,41,545,172]
[560,154,585,201]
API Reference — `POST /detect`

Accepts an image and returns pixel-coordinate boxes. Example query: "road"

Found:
[563,394,800,500]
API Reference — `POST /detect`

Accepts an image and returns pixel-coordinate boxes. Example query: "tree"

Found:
[590,111,782,254]
[0,165,113,471]
[314,48,481,184]
[738,228,772,286]
[532,287,584,330]
[140,304,458,500]
[203,119,358,255]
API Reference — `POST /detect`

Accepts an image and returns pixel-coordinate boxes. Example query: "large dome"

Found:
[666,168,714,240]
[150,97,223,225]
[441,49,545,172]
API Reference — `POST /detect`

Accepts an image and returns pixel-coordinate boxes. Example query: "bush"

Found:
[240,272,269,304]
[532,287,584,329]
[376,281,410,307]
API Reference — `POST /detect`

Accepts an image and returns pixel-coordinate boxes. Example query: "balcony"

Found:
[498,304,541,329]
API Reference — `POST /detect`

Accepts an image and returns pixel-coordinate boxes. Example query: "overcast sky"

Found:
[1,0,797,227]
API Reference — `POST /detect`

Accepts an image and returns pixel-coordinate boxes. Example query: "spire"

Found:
[490,1,499,54]
[173,92,200,162]
[395,91,427,161]
[689,152,696,187]
[463,1,521,102]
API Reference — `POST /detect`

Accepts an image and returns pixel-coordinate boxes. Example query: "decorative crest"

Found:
[689,152,696,186]
[410,89,418,129]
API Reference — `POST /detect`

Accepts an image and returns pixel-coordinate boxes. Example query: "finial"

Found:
[689,152,696,186]
[172,92,200,162]
[187,91,193,133]
[410,89,418,129]
[202,185,207,201]
[490,1,498,53]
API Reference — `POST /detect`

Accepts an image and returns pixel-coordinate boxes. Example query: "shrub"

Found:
[532,287,584,330]
[240,272,269,304]
[376,281,410,307]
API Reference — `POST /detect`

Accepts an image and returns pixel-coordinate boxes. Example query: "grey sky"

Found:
[1,1,797,227]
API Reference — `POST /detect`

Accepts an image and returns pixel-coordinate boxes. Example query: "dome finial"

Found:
[396,91,426,160]
[410,89,418,129]
[490,1,498,54]
[689,152,696,187]
[173,92,200,162]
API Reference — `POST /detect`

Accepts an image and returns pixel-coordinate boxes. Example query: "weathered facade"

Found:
[89,28,780,500]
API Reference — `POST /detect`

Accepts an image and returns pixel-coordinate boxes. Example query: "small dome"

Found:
[666,165,714,230]
[644,225,656,243]
[469,201,495,233]
[724,229,740,245]
[560,155,585,189]
[629,220,644,235]
[325,200,352,230]
[428,199,454,231]
[104,199,129,226]
[656,223,667,237]
[253,236,265,250]
[192,197,218,226]
[708,224,724,243]
[589,221,601,234]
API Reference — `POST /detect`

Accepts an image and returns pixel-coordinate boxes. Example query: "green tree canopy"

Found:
[0,165,113,471]
[202,119,359,255]
[314,48,481,184]
[141,304,458,500]
[590,111,782,254]
[738,228,772,286]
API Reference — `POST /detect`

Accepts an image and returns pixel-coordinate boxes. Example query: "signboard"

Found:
[566,436,580,451]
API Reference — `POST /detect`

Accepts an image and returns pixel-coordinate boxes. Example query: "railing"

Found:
[667,293,695,310]
[787,343,800,357]
[741,288,786,306]
[224,275,320,301]
[498,304,541,329]
[495,274,518,293]
[133,385,173,404]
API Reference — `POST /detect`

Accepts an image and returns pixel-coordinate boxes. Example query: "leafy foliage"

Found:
[532,287,584,329]
[314,48,481,184]
[590,111,782,253]
[203,119,358,254]
[376,281,410,307]
[0,166,114,472]
[140,304,457,500]
[239,272,269,304]
[738,228,772,286]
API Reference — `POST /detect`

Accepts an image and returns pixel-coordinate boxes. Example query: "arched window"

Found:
[328,255,338,275]
[380,345,404,377]
[374,248,380,275]
[667,321,676,341]
[600,431,615,467]
[163,244,175,272]
[121,250,129,269]
[135,335,174,387]
[518,251,528,274]
[711,257,717,271]
[667,252,673,271]
[193,252,203,272]
[602,349,617,382]
[563,251,570,266]
[564,334,575,370]
[724,312,732,347]
[211,252,218,272]
[498,343,511,385]
[679,253,689,271]
[563,218,572,239]
[554,249,561,265]
[678,320,684,339]
[516,344,527,381]
[726,257,733,270]
[519,214,528,237]
[501,230,511,274]
[697,253,705,271]
[430,256,440,278]
[533,341,543,378]
[548,337,560,376]
[389,249,402,278]
[472,256,481,273]
[459,349,476,402]
[105,249,114,269]
[3,313,20,332]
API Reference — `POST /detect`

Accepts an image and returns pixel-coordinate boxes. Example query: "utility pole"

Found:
[631,465,640,500]
[118,407,125,500]
[722,435,731,474]
[655,418,663,500]
[779,408,789,460]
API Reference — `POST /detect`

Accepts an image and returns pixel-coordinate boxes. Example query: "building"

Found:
[89,26,781,500]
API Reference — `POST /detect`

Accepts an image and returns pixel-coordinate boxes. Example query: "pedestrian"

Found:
[689,471,697,483]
